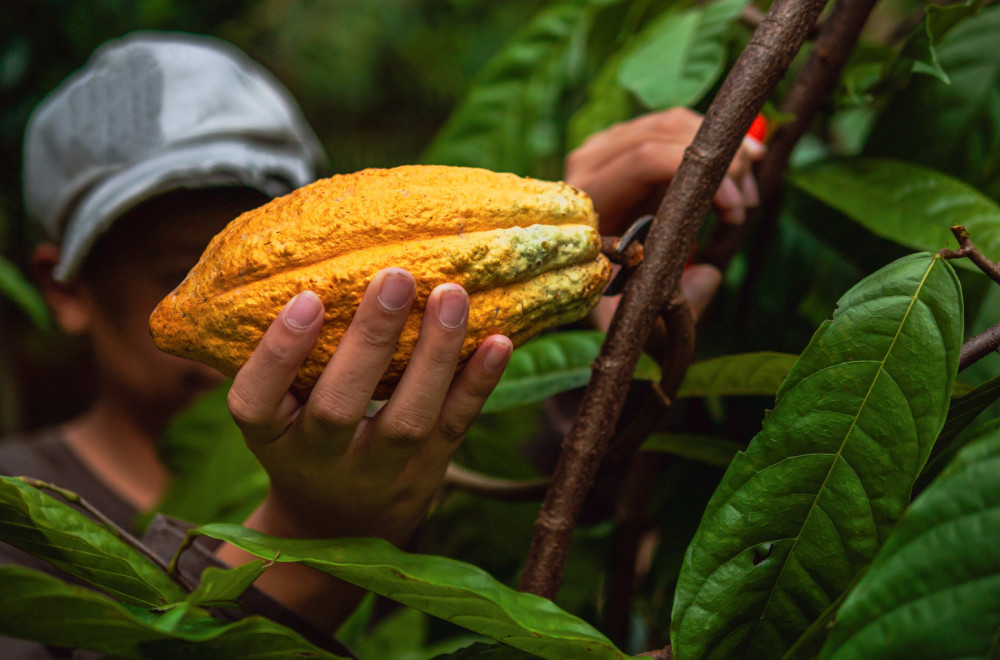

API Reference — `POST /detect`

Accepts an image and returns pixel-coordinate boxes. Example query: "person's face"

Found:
[76,188,270,426]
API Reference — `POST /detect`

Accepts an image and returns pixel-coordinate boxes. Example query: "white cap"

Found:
[23,31,326,281]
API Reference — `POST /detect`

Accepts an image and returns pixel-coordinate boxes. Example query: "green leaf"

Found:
[788,158,1000,272]
[0,566,348,659]
[0,253,52,331]
[153,383,268,526]
[481,330,660,413]
[671,253,963,660]
[677,352,799,399]
[432,642,541,659]
[567,49,633,149]
[917,374,1000,491]
[900,0,989,84]
[819,429,1000,659]
[0,476,186,607]
[866,6,1000,201]
[421,0,621,177]
[178,559,271,610]
[193,524,634,660]
[640,433,743,469]
[618,0,747,109]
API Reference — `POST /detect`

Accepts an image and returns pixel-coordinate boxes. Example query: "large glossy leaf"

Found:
[194,524,634,660]
[0,566,347,659]
[0,476,186,607]
[618,0,747,109]
[865,6,1000,201]
[788,158,1000,272]
[819,429,1000,659]
[0,253,52,330]
[421,0,621,178]
[670,253,963,660]
[481,330,660,413]
[677,353,798,399]
[154,383,267,526]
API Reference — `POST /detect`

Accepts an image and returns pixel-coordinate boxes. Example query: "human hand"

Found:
[225,268,513,545]
[564,107,766,236]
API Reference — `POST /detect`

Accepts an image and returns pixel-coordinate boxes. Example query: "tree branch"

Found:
[518,0,829,600]
[702,0,881,271]
[939,225,1000,286]
[960,321,1000,372]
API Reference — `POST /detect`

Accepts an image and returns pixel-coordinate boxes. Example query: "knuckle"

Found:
[383,415,433,445]
[258,333,301,366]
[353,322,400,354]
[227,387,264,427]
[437,415,471,444]
[308,390,361,429]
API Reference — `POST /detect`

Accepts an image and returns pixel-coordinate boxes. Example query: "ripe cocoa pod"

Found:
[149,165,611,399]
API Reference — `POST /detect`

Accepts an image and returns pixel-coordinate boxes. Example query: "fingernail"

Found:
[377,269,415,311]
[483,337,512,373]
[742,173,760,207]
[285,291,322,329]
[438,286,468,329]
[742,136,766,159]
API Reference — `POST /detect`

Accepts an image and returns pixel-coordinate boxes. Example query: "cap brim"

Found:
[54,139,315,282]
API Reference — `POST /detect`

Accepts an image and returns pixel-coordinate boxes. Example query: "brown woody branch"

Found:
[518,0,829,600]
[939,225,1000,286]
[702,0,881,271]
[939,225,1000,370]
[960,321,1000,372]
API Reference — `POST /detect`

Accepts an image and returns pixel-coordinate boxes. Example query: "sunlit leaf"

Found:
[194,524,634,660]
[618,0,747,109]
[820,430,1000,659]
[481,331,660,413]
[0,566,347,659]
[0,477,186,607]
[671,253,963,660]
[788,158,1000,272]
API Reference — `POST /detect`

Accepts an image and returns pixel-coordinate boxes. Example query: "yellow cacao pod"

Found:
[149,165,611,399]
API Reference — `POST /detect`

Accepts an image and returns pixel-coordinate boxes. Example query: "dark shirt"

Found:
[0,428,353,659]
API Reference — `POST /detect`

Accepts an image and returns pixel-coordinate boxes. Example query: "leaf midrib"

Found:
[741,256,940,656]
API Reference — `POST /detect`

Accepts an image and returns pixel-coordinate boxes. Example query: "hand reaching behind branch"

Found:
[566,108,764,325]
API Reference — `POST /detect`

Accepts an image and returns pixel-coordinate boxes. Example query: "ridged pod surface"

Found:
[149,165,611,399]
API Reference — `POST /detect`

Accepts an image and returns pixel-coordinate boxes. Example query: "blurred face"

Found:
[78,188,270,427]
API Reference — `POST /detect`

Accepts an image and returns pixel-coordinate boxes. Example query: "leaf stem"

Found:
[18,477,196,592]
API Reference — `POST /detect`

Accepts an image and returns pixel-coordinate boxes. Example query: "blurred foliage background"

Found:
[0,0,543,432]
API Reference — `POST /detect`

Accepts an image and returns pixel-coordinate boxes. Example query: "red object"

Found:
[747,114,768,143]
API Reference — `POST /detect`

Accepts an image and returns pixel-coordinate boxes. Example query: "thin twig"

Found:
[518,0,829,600]
[443,463,551,501]
[19,477,196,592]
[960,320,1000,372]
[939,225,1000,286]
